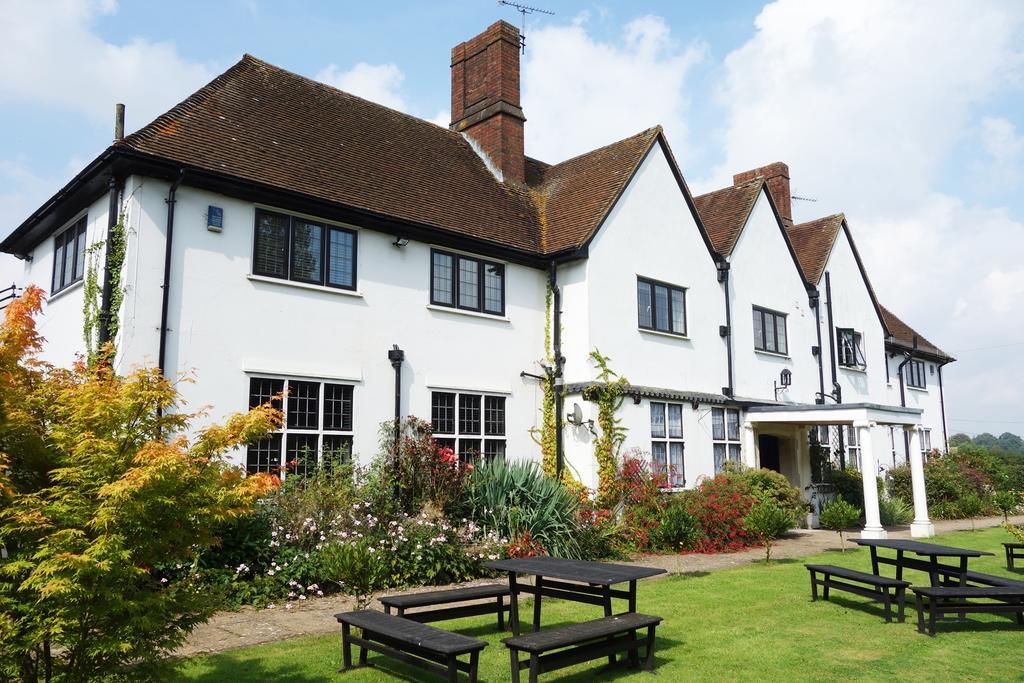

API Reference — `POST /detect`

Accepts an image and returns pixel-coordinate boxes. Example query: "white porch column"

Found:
[906,426,935,538]
[856,421,887,539]
[742,422,757,468]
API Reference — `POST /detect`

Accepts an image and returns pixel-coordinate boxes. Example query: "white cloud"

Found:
[0,0,215,131]
[315,62,408,111]
[522,15,707,163]
[974,116,1024,192]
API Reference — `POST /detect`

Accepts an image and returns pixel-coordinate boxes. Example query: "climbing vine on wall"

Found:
[530,283,559,477]
[82,214,126,363]
[582,349,631,504]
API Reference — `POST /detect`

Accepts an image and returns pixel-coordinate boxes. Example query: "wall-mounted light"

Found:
[393,237,410,248]
[774,369,792,400]
[566,402,594,429]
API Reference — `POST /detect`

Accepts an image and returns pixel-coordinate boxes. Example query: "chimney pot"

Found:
[734,162,792,226]
[450,21,526,184]
[114,103,125,142]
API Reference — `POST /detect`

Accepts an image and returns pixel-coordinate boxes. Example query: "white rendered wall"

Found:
[128,181,550,468]
[728,192,820,405]
[557,144,726,488]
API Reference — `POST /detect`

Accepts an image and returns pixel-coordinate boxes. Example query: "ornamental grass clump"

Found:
[0,286,280,682]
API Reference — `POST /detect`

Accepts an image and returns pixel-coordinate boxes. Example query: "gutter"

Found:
[550,262,565,477]
[938,363,949,452]
[157,170,185,377]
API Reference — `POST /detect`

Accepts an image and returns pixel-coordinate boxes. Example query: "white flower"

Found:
[267,604,276,609]
[160,578,168,584]
[267,570,275,576]
[299,595,307,600]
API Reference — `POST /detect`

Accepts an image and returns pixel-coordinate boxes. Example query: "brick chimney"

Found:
[450,21,526,185]
[734,162,792,226]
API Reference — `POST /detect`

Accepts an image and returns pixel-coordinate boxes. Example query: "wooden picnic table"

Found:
[483,557,665,637]
[852,538,994,588]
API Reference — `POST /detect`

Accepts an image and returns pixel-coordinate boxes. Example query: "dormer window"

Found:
[837,328,866,368]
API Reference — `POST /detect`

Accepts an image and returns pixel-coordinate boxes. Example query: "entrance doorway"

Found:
[758,435,781,473]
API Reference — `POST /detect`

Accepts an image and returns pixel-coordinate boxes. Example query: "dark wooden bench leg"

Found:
[644,624,658,672]
[529,653,540,683]
[915,594,925,635]
[1008,546,1015,571]
[897,587,906,623]
[602,584,615,666]
[881,588,893,623]
[468,650,479,683]
[340,622,353,671]
[446,654,458,683]
[358,640,368,667]
[810,571,819,601]
[509,573,521,636]
[533,576,544,632]
[928,596,937,637]
[497,594,506,631]
[509,647,521,683]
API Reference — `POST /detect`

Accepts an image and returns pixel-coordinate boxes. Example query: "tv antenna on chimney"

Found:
[498,0,554,53]
[791,194,817,203]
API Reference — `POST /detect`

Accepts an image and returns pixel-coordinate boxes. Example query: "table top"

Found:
[483,557,666,585]
[852,538,994,558]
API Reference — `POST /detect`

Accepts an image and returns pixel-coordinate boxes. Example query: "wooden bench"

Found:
[958,569,1024,588]
[805,564,910,623]
[911,586,1024,636]
[502,612,661,683]
[380,584,510,630]
[335,609,486,682]
[1005,543,1024,571]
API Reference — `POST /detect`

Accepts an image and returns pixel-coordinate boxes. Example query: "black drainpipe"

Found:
[550,262,565,478]
[388,345,404,444]
[811,290,825,402]
[157,170,185,378]
[938,363,949,452]
[718,261,734,397]
[97,174,122,348]
[823,272,845,468]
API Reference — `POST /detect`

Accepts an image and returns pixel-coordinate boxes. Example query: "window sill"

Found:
[639,327,689,341]
[247,274,362,298]
[426,304,509,322]
[658,486,687,494]
[47,279,84,303]
[754,349,791,360]
[907,385,929,393]
[839,365,868,374]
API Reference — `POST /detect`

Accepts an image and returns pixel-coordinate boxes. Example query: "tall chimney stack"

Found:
[114,103,125,142]
[450,21,526,185]
[734,162,792,226]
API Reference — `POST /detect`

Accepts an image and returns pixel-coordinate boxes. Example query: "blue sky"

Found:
[1,0,1023,436]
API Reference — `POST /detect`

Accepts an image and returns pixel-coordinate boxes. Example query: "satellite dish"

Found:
[572,403,583,425]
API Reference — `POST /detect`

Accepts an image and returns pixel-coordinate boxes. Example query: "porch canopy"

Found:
[745,402,934,539]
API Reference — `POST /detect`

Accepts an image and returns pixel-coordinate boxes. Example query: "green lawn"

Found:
[178,527,1024,682]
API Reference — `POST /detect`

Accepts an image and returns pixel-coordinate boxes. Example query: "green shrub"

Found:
[830,468,883,514]
[879,497,913,527]
[652,497,701,552]
[993,490,1021,521]
[730,466,808,525]
[467,459,583,558]
[958,494,984,530]
[744,499,794,563]
[819,497,860,551]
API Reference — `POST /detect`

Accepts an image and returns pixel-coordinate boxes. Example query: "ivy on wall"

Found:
[530,283,559,477]
[582,349,631,504]
[83,214,126,363]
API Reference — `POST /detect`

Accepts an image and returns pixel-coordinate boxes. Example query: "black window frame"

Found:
[246,376,355,477]
[752,306,788,355]
[905,359,927,389]
[430,248,505,316]
[837,328,867,368]
[252,208,358,291]
[51,216,88,295]
[430,390,506,463]
[637,276,687,336]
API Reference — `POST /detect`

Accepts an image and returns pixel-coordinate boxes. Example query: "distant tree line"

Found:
[950,431,1024,456]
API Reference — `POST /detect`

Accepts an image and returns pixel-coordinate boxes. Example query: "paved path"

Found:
[177,514,1021,658]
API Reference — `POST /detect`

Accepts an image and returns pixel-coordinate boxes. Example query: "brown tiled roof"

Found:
[693,180,762,255]
[879,304,953,361]
[527,128,661,253]
[785,214,843,284]
[109,54,665,259]
[118,55,542,253]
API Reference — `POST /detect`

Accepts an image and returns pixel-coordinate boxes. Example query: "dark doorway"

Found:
[759,435,781,472]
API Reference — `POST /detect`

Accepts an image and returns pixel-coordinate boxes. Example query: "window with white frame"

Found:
[431,391,506,462]
[52,216,87,295]
[246,377,354,476]
[919,428,932,455]
[844,425,861,470]
[752,306,788,355]
[637,277,686,336]
[712,407,742,473]
[837,328,867,368]
[905,359,926,389]
[252,208,357,289]
[650,402,685,487]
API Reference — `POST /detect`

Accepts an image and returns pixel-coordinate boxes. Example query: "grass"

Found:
[177,527,1024,682]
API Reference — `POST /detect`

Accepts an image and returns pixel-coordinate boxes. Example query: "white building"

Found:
[0,21,953,538]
